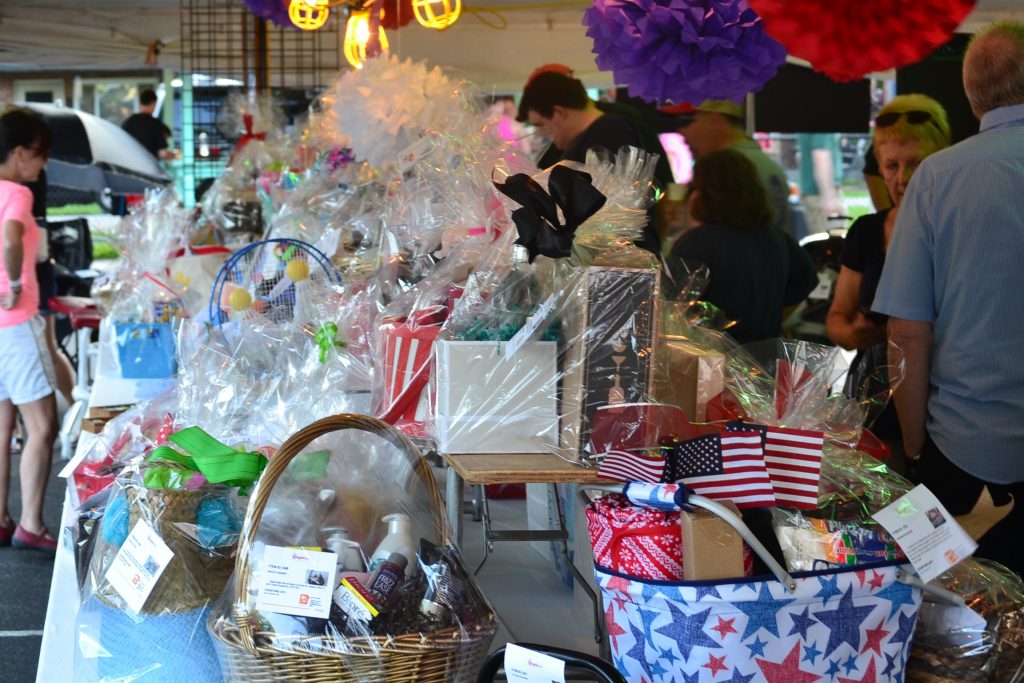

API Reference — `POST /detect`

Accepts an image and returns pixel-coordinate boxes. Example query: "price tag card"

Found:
[255,545,337,620]
[397,135,435,173]
[104,520,175,614]
[873,484,977,583]
[504,643,566,683]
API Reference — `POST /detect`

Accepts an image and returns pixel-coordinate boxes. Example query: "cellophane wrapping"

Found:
[208,426,496,682]
[94,189,194,321]
[771,507,905,571]
[427,148,661,457]
[908,558,1024,682]
[176,316,373,448]
[75,452,253,683]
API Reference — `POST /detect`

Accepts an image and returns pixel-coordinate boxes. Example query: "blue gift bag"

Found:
[114,322,177,379]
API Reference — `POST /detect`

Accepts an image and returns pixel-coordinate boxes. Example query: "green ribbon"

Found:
[143,426,268,493]
[314,322,346,363]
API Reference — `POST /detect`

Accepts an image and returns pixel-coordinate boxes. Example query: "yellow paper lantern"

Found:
[289,0,330,30]
[343,9,390,70]
[412,0,461,30]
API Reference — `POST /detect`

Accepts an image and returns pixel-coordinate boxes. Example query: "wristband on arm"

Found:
[8,277,22,290]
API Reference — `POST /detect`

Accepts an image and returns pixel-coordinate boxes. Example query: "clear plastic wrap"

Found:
[814,443,914,523]
[724,338,868,442]
[208,415,496,682]
[175,315,373,448]
[908,558,1024,682]
[771,507,905,571]
[67,388,182,508]
[313,55,479,171]
[76,430,259,683]
[427,150,662,458]
[95,188,195,324]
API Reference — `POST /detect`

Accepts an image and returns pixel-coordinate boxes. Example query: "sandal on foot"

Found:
[0,521,14,547]
[12,525,57,553]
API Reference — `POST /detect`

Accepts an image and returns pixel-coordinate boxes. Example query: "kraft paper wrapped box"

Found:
[434,339,558,453]
[560,266,660,458]
[652,337,725,423]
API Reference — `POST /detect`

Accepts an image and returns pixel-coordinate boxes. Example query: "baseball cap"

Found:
[658,99,744,127]
[525,63,574,87]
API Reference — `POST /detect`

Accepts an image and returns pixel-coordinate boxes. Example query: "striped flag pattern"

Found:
[666,431,776,509]
[597,450,667,483]
[726,421,825,509]
[763,426,824,509]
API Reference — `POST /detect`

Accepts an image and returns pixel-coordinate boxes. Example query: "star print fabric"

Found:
[596,562,922,682]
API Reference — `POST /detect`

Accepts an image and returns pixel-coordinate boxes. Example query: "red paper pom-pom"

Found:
[379,0,415,30]
[749,0,977,81]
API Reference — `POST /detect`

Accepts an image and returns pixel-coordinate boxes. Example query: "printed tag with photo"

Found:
[104,519,175,614]
[873,484,977,583]
[255,545,338,620]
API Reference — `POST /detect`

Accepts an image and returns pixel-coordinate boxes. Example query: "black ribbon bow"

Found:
[493,165,607,263]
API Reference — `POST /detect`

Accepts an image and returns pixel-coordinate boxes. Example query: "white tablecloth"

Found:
[36,323,173,683]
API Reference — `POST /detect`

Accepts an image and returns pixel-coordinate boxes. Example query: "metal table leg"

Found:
[445,464,465,547]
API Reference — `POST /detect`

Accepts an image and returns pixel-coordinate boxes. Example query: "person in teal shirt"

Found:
[798,133,845,236]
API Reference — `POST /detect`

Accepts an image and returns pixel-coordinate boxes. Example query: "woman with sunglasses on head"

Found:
[0,107,59,553]
[827,94,952,458]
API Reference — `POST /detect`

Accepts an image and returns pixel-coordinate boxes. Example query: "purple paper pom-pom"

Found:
[243,0,295,29]
[582,0,787,105]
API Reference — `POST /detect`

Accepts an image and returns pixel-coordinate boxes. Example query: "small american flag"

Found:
[727,421,824,509]
[666,431,776,509]
[597,450,666,483]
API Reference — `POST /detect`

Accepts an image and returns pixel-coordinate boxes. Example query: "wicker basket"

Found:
[209,414,497,682]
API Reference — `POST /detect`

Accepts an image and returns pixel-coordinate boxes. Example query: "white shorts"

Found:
[0,316,56,405]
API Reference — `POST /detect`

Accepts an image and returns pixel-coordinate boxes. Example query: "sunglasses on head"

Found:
[875,110,932,128]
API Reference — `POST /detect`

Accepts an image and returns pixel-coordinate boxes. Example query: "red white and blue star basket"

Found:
[588,483,929,683]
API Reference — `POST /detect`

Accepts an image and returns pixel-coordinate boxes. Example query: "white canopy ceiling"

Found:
[1,0,1022,92]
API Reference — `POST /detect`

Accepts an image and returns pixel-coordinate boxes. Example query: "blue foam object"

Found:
[196,497,241,550]
[100,493,130,548]
[75,598,222,683]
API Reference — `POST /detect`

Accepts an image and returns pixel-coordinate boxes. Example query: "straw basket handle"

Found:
[231,413,449,654]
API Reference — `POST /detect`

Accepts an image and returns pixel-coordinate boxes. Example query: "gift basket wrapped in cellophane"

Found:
[908,558,1024,682]
[75,426,267,683]
[91,189,197,379]
[208,414,497,682]
[428,146,662,457]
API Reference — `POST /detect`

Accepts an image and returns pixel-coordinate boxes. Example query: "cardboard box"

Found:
[680,504,747,581]
[652,337,725,423]
[560,266,660,457]
[434,339,558,453]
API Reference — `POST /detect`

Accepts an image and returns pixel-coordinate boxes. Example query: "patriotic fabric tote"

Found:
[590,484,925,683]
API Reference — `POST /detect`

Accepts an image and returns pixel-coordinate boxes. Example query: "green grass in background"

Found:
[49,203,104,216]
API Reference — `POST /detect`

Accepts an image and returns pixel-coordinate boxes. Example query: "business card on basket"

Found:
[873,484,977,583]
[104,520,175,614]
[255,545,338,620]
[504,643,566,683]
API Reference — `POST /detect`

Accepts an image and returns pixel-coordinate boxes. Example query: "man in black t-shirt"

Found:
[122,88,174,161]
[517,70,662,252]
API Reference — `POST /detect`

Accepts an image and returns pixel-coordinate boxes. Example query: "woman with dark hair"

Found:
[0,107,58,553]
[665,148,817,344]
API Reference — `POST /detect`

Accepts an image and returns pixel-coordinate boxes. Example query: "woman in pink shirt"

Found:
[0,108,58,553]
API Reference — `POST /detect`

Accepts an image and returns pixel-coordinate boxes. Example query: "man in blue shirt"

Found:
[872,21,1024,575]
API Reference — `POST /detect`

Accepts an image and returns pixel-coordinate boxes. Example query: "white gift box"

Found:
[434,339,558,454]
